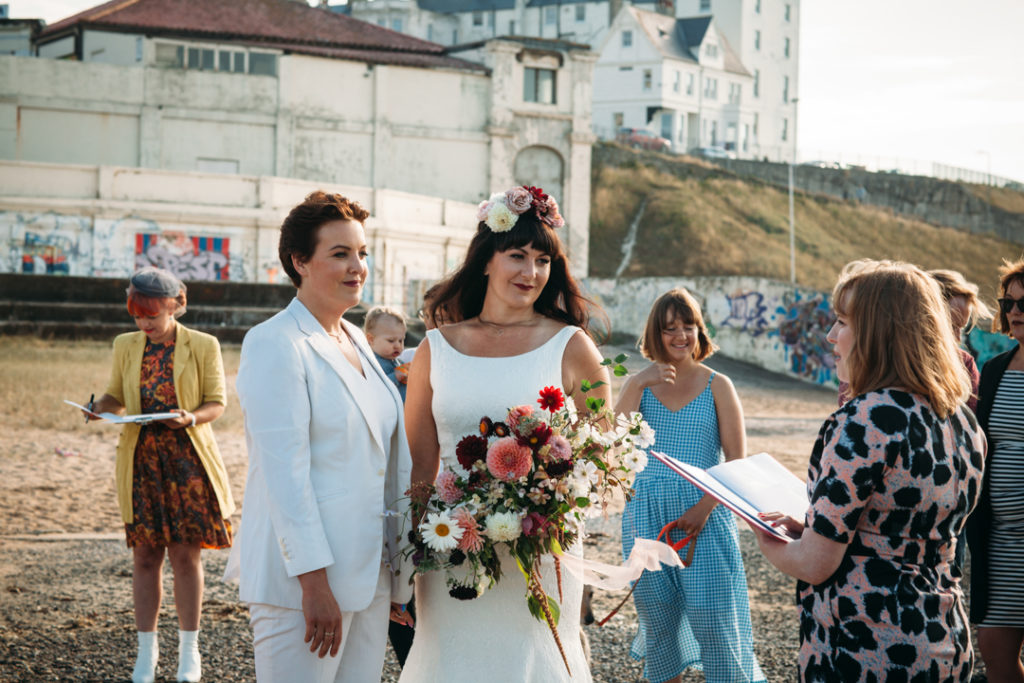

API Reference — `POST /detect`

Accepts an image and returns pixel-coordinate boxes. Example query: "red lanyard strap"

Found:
[596,522,698,627]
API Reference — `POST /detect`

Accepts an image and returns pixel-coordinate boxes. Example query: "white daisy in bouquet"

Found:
[404,356,650,672]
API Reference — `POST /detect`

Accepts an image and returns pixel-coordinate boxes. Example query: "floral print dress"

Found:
[124,339,232,549]
[798,389,985,683]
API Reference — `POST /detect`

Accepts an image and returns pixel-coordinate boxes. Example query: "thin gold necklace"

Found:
[476,315,541,335]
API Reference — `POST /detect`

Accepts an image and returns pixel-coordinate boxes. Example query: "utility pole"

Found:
[787,98,799,284]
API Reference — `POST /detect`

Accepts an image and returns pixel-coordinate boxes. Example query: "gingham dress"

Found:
[622,373,766,683]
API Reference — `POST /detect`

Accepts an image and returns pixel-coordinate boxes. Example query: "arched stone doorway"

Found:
[513,146,564,204]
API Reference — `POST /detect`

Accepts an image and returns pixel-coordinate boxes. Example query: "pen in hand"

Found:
[85,393,95,423]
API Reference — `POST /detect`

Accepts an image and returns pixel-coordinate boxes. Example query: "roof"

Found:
[447,34,591,53]
[39,0,487,71]
[629,7,749,76]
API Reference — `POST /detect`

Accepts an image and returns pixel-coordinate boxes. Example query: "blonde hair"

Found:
[833,260,970,418]
[927,269,992,332]
[639,288,717,363]
[994,258,1024,335]
[363,306,407,334]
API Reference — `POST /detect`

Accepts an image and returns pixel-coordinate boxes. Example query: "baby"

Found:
[363,306,408,401]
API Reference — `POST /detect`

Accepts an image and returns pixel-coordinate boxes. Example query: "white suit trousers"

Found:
[249,564,391,683]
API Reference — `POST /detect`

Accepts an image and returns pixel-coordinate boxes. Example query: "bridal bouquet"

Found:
[405,361,653,671]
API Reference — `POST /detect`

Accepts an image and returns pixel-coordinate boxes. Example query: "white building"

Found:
[674,0,799,161]
[593,9,751,153]
[347,0,797,160]
[1,0,596,290]
[345,0,642,48]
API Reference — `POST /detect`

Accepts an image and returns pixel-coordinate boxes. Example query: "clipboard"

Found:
[64,400,180,425]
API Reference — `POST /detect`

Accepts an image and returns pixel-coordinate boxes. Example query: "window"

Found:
[544,6,556,25]
[219,51,231,71]
[618,65,633,71]
[703,76,717,99]
[784,37,790,58]
[642,69,652,90]
[705,43,718,58]
[155,43,183,67]
[135,37,142,62]
[753,113,759,140]
[782,118,788,141]
[249,52,277,76]
[524,67,556,104]
[621,30,632,47]
[673,70,680,93]
[392,18,403,31]
[613,112,624,128]
[427,24,434,41]
[453,29,458,42]
[509,20,515,34]
[378,19,386,26]
[755,0,761,13]
[728,82,741,104]
[785,3,791,21]
[233,52,245,73]
[753,69,759,97]
[754,30,760,50]
[783,75,789,102]
[700,0,710,10]
[575,4,585,22]
[687,73,694,95]
[473,11,483,26]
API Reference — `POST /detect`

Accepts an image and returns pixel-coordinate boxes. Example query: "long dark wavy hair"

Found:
[429,211,604,336]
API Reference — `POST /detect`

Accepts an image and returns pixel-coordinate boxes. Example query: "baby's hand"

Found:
[394,363,411,384]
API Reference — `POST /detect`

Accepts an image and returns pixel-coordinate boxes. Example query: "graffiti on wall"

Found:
[773,291,836,385]
[135,232,230,281]
[719,290,771,336]
[4,212,90,275]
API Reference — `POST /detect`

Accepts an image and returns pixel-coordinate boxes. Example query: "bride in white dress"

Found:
[400,186,610,682]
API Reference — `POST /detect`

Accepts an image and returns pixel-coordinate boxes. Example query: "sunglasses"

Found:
[999,297,1024,314]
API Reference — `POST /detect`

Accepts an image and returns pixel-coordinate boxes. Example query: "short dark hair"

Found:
[639,288,716,363]
[995,258,1024,335]
[279,191,370,288]
[429,211,602,333]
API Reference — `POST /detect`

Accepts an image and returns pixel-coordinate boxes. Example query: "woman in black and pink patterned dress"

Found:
[750,260,985,682]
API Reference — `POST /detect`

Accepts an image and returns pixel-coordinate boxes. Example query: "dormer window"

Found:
[622,30,633,47]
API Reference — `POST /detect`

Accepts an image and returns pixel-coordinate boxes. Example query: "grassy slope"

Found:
[590,151,1024,297]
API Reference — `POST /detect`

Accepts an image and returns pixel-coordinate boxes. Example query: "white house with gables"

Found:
[592,8,752,153]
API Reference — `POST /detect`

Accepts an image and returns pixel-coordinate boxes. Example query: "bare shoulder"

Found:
[564,327,602,363]
[707,366,737,396]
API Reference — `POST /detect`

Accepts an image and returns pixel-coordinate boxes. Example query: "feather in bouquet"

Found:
[404,360,654,673]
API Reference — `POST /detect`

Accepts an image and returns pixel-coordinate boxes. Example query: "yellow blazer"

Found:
[105,323,235,524]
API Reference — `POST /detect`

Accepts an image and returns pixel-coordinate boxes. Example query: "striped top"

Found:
[980,370,1024,627]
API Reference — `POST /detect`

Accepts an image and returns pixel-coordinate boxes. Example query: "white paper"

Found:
[63,399,180,425]
[651,451,808,542]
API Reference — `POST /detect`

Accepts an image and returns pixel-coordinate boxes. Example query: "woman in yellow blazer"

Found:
[87,267,234,683]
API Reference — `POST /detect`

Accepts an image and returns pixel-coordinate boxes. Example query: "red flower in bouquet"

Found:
[456,435,488,471]
[537,386,565,412]
[486,436,533,481]
[520,423,553,451]
[521,511,552,538]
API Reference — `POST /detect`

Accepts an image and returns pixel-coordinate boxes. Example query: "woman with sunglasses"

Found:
[967,258,1024,682]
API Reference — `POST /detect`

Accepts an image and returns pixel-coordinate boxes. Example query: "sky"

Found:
[9,0,1024,183]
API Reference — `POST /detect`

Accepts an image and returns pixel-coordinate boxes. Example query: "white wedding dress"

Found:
[399,326,593,683]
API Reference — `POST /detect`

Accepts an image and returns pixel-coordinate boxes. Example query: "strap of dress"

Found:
[707,370,716,389]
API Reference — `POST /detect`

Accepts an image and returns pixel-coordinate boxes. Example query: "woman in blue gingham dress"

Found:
[619,289,765,683]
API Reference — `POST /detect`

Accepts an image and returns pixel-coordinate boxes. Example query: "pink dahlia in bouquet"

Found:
[404,367,651,672]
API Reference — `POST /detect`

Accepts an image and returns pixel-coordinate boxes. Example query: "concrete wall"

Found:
[0,161,477,309]
[714,157,1024,245]
[585,275,837,386]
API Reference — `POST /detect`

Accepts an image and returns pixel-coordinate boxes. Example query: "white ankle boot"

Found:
[177,629,201,682]
[132,631,158,683]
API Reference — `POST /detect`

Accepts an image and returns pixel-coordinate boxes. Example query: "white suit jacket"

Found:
[234,298,413,611]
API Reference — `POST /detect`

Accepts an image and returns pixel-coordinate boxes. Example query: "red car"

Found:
[616,127,671,152]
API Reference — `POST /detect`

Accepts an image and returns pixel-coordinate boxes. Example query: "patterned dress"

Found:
[124,339,232,549]
[622,373,765,683]
[799,389,985,682]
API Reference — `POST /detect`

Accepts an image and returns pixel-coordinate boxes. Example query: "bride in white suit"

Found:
[235,191,413,682]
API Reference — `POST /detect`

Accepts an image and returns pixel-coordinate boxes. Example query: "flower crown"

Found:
[476,185,565,233]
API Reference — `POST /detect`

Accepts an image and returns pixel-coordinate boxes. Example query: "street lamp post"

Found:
[787,98,799,284]
[977,149,992,233]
